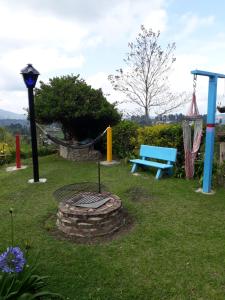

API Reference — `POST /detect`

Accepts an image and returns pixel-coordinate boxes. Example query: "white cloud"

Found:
[87,71,138,115]
[0,47,85,92]
[0,4,88,96]
[88,0,167,45]
[174,13,215,40]
[170,54,209,91]
[143,9,168,32]
[0,6,88,51]
[2,0,166,25]
[2,0,120,22]
[0,0,220,118]
[87,71,123,103]
[169,54,210,114]
[182,14,214,35]
[4,48,85,73]
[0,0,168,88]
[0,90,27,113]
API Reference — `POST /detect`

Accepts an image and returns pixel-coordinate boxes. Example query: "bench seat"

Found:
[130,159,173,170]
[130,145,177,179]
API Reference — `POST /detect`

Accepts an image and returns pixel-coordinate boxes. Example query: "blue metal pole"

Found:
[202,76,217,193]
[191,70,225,193]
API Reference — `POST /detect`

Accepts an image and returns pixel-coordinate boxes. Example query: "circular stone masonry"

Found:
[56,190,125,239]
[59,145,100,161]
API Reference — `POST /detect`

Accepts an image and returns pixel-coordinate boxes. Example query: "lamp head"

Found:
[21,64,40,88]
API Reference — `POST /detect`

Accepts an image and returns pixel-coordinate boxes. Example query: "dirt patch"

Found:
[126,187,154,202]
[43,208,135,245]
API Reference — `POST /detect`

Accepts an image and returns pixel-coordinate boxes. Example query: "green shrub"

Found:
[38,145,58,157]
[135,123,182,147]
[216,161,225,187]
[134,123,184,161]
[0,128,14,156]
[112,120,139,158]
[0,155,11,166]
[1,144,57,166]
[127,123,187,177]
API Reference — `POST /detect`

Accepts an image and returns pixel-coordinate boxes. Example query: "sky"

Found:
[0,0,225,116]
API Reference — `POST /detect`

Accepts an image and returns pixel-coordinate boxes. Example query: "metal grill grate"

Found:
[53,182,111,208]
[67,193,111,208]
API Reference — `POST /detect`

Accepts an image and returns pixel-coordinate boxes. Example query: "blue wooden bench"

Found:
[130,145,177,179]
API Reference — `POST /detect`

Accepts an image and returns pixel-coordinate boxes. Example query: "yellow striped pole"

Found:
[107,126,112,162]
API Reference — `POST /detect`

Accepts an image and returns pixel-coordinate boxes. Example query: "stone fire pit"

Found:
[59,145,100,161]
[56,190,125,238]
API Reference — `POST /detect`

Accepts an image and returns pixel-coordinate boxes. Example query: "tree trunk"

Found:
[145,107,150,125]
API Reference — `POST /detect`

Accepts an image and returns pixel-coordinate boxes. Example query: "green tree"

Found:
[35,75,121,141]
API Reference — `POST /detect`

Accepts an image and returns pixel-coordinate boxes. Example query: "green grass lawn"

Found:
[1,155,225,299]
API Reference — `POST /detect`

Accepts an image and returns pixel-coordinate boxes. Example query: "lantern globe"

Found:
[21,64,40,89]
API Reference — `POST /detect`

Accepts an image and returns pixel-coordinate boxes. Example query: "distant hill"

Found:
[0,109,26,120]
[0,119,29,127]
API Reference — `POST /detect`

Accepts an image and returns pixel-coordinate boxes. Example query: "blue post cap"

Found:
[191,69,225,79]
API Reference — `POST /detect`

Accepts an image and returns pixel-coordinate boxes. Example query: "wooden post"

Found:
[107,126,112,162]
[220,142,225,164]
[16,134,21,169]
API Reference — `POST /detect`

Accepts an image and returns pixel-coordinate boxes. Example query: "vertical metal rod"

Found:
[10,209,14,247]
[28,87,39,182]
[98,160,101,193]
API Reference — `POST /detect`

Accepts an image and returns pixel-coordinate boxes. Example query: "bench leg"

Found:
[131,163,138,173]
[156,169,163,180]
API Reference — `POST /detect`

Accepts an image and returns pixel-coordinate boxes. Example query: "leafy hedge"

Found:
[112,120,138,158]
[133,124,184,167]
[112,122,184,166]
[111,122,190,178]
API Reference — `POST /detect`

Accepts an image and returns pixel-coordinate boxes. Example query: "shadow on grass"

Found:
[125,186,155,202]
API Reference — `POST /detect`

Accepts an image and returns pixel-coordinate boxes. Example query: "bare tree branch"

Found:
[108,25,185,122]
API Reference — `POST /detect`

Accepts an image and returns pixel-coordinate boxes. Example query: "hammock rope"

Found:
[183,75,203,179]
[36,123,107,150]
[217,78,225,113]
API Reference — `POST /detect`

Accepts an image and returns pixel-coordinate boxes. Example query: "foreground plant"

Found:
[0,209,64,299]
[0,246,26,273]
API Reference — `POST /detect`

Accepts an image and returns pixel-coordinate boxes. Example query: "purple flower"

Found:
[0,247,26,273]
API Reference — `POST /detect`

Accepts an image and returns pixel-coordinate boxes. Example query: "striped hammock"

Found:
[183,92,203,179]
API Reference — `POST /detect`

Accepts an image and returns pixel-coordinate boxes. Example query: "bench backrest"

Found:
[140,145,177,162]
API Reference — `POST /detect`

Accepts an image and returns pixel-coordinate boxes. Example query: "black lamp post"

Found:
[21,64,40,182]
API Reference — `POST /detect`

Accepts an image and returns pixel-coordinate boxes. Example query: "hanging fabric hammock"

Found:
[217,80,225,113]
[183,76,203,179]
[36,123,107,150]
